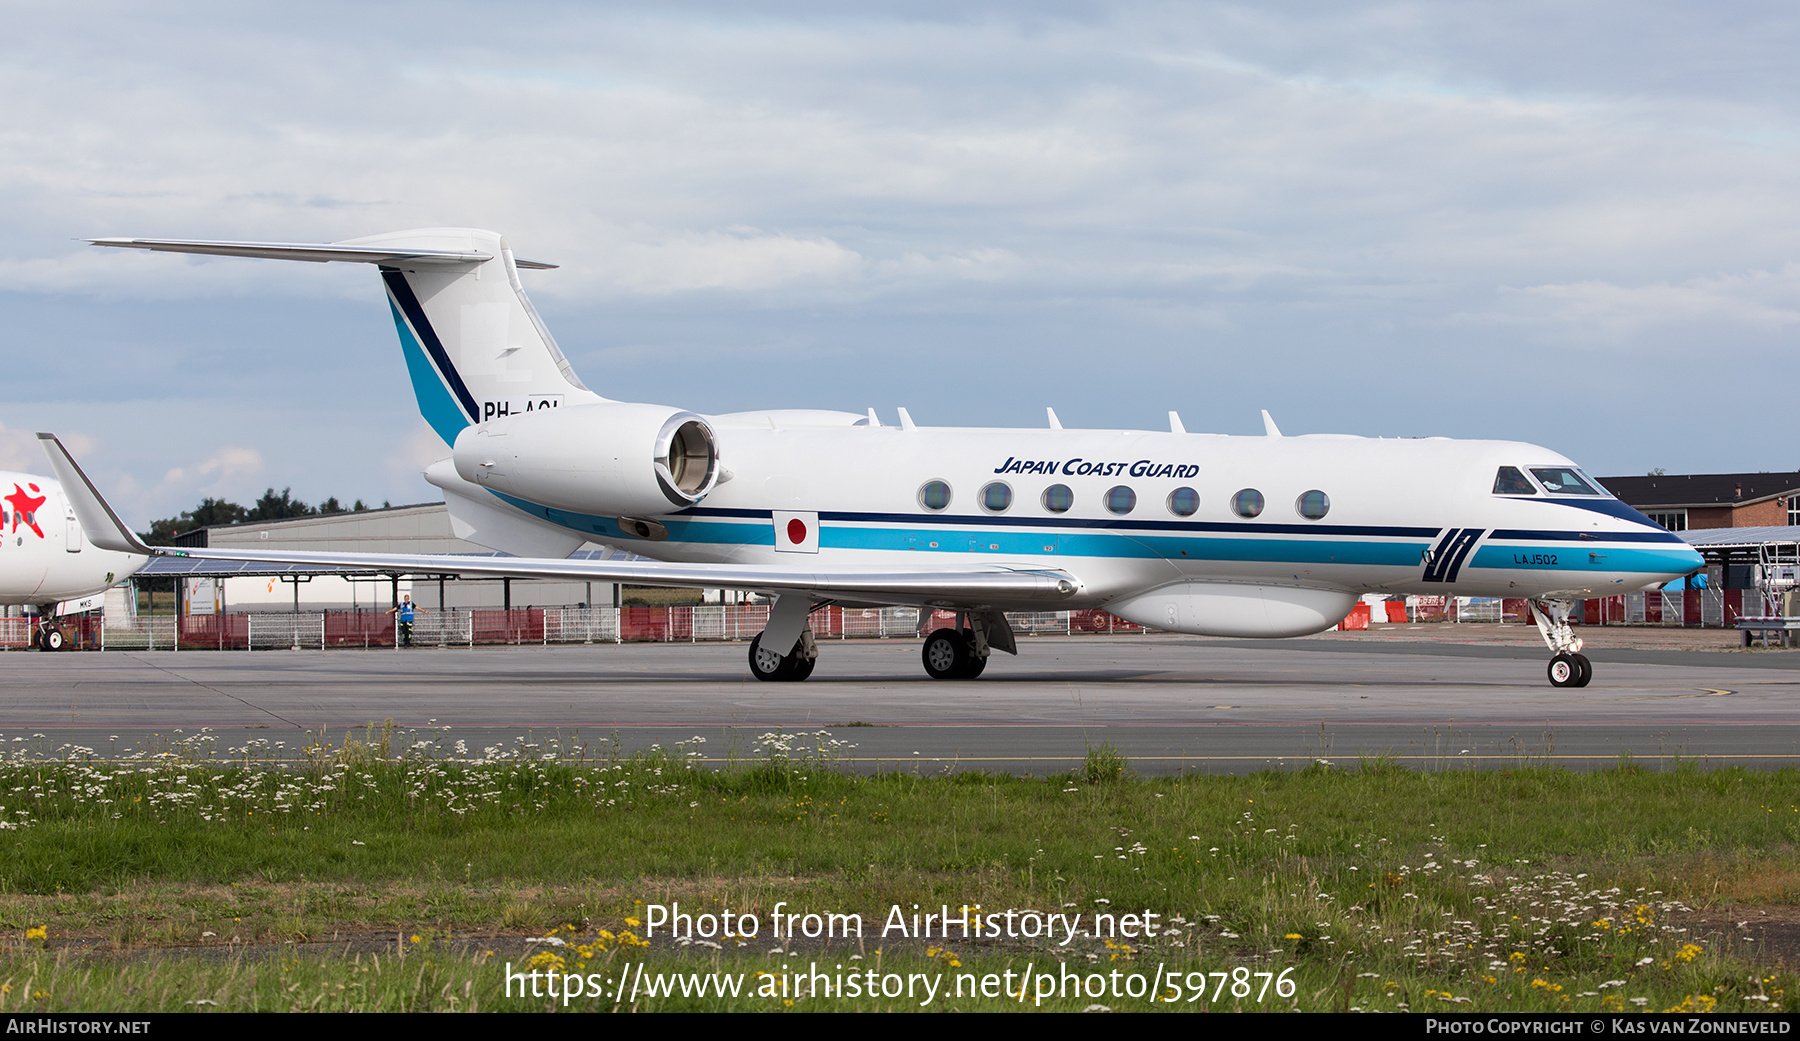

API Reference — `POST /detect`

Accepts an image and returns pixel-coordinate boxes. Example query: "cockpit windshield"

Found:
[1492,466,1537,495]
[1529,467,1604,496]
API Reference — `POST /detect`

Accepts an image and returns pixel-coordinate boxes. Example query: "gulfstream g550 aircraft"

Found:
[71,229,1702,686]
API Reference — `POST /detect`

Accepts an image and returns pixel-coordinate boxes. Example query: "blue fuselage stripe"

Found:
[1469,545,1702,575]
[678,505,1439,538]
[500,490,1694,576]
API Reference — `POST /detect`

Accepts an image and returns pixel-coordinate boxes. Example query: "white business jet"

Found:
[0,467,142,649]
[65,229,1703,686]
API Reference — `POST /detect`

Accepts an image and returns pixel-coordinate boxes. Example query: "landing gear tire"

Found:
[39,626,63,652]
[749,632,811,682]
[1548,652,1593,688]
[922,628,987,679]
[922,628,970,679]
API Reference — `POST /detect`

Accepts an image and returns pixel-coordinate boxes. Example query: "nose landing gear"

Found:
[1530,599,1591,688]
[32,606,66,652]
[1547,651,1591,688]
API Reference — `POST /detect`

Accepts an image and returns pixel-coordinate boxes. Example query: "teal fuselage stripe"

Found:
[389,300,470,447]
[509,492,1695,576]
[1468,544,1702,575]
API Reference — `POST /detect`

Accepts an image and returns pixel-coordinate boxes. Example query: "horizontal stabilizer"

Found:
[88,237,558,269]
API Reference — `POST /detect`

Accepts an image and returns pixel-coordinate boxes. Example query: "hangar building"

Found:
[148,502,625,613]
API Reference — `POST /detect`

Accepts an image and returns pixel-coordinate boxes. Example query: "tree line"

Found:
[142,488,389,545]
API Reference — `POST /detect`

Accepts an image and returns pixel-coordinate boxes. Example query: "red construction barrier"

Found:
[180,615,250,650]
[53,613,105,650]
[469,609,544,644]
[1338,603,1370,630]
[811,606,845,638]
[325,611,393,648]
[1068,610,1141,633]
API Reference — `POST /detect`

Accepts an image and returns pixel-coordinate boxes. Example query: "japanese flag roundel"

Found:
[773,510,819,553]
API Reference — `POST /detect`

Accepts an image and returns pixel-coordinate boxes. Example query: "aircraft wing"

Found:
[38,434,1080,607]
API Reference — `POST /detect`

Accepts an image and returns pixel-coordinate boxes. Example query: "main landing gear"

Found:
[920,609,1016,680]
[748,630,817,682]
[745,599,1020,682]
[1529,598,1591,688]
[922,627,986,679]
[747,593,819,682]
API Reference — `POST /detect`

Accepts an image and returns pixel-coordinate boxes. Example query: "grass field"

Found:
[0,728,1793,1012]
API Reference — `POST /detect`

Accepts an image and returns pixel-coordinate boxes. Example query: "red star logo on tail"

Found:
[5,484,46,538]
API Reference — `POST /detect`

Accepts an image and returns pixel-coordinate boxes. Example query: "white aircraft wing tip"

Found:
[36,434,155,557]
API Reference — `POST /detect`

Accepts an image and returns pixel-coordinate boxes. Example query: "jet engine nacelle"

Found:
[452,402,719,517]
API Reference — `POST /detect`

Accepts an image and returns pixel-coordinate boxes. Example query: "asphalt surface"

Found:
[4,630,1798,774]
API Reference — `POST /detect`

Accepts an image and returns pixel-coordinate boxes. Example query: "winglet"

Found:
[1261,409,1283,438]
[35,434,156,556]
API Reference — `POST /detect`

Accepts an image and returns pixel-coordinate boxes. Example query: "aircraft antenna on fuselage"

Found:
[1261,410,1283,438]
[1169,411,1186,434]
[897,408,916,431]
[1046,407,1063,430]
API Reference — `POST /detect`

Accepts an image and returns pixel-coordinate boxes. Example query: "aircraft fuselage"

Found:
[471,419,1699,632]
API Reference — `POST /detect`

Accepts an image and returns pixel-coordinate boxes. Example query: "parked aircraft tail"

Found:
[89,229,602,445]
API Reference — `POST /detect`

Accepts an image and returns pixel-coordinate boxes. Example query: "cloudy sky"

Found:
[3,2,1796,526]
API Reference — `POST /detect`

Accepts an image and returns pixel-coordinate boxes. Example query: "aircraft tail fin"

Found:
[91,229,604,446]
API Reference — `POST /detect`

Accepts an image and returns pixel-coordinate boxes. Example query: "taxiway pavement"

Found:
[3,632,1796,774]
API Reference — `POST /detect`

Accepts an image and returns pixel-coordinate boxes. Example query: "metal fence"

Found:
[1401,592,1743,628]
[2,605,1152,651]
[1,590,1756,652]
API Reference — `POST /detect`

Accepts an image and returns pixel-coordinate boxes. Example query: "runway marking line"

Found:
[1617,688,1736,701]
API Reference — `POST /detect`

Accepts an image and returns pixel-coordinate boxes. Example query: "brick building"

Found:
[1596,472,1800,532]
